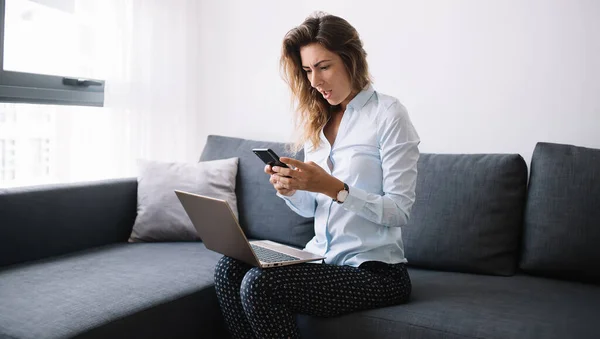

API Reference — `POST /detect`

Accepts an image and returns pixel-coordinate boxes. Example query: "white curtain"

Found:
[0,0,204,187]
[60,0,204,183]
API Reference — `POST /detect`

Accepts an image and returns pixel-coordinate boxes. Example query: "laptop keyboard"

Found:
[250,244,300,263]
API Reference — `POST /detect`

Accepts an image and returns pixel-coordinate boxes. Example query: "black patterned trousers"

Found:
[213,256,412,339]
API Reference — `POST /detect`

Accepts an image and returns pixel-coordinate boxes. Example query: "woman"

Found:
[213,12,420,339]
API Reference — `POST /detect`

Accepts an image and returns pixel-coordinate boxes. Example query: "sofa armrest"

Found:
[0,178,137,268]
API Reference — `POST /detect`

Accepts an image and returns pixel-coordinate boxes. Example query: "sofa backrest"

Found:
[520,142,600,284]
[0,178,137,268]
[402,153,528,276]
[199,135,314,248]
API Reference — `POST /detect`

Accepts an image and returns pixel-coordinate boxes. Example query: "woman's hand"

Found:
[265,165,297,196]
[271,157,344,199]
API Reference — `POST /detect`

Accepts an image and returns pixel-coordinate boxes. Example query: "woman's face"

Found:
[300,43,355,110]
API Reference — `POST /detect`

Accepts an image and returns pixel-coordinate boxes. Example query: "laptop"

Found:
[174,190,325,268]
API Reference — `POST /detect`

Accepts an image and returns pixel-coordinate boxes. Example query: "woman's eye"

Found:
[305,69,312,74]
[320,66,329,70]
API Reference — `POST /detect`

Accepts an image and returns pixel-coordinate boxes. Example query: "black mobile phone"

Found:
[252,148,289,168]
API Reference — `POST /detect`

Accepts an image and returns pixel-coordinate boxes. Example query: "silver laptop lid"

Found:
[174,190,261,267]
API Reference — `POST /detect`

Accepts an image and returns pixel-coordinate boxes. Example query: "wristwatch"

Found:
[334,183,349,204]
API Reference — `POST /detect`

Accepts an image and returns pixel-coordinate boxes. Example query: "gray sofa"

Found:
[1,135,599,339]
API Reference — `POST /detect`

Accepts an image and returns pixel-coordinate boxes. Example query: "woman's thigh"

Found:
[241,261,411,318]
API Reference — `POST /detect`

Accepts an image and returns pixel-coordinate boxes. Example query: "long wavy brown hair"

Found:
[280,12,371,154]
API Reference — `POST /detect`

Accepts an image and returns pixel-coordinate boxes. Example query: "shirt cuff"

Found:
[277,190,303,206]
[342,185,368,212]
[277,190,294,200]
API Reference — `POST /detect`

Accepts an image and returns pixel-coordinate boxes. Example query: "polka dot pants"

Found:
[213,256,412,339]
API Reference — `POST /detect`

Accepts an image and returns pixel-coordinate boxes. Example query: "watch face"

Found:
[337,190,349,202]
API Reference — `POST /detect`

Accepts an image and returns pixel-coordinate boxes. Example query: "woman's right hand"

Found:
[265,165,297,196]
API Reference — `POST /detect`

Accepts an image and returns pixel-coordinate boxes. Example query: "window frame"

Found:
[0,0,104,107]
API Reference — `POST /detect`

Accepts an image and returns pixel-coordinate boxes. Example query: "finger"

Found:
[264,164,273,175]
[272,166,294,177]
[274,181,287,190]
[279,157,308,170]
[278,176,293,188]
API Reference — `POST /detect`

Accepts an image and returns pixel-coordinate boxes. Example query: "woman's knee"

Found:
[240,267,273,303]
[214,256,251,286]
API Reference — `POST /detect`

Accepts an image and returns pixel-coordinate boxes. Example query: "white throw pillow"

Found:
[129,157,239,242]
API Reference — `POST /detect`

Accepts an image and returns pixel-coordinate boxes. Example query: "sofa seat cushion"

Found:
[0,243,227,339]
[298,268,600,339]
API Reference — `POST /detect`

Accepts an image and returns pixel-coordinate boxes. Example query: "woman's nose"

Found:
[310,72,322,88]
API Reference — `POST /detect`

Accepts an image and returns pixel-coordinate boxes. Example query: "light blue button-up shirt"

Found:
[278,85,421,267]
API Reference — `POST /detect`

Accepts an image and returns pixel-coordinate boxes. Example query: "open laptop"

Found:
[174,190,325,268]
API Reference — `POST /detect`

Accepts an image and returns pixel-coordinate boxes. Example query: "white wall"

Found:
[196,0,600,164]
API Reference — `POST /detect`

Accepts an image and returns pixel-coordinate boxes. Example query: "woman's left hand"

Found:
[271,157,344,199]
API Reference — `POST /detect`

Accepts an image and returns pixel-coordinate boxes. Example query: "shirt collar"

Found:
[346,84,375,111]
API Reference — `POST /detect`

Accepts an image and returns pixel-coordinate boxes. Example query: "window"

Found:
[0,0,105,106]
[0,1,198,189]
[0,103,54,186]
[0,137,16,181]
[0,0,127,188]
[0,101,125,188]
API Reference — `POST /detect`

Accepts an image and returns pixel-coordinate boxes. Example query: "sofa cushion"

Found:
[298,268,600,339]
[402,154,528,276]
[129,157,239,242]
[0,243,228,339]
[520,142,600,284]
[0,178,137,269]
[199,135,314,248]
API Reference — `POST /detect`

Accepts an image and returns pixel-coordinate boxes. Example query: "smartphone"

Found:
[252,148,289,168]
